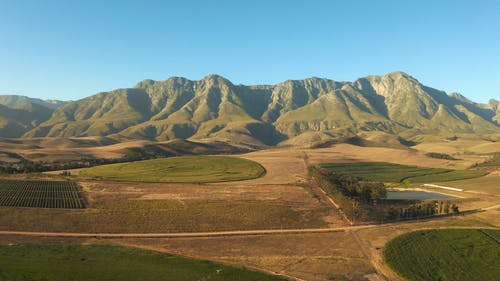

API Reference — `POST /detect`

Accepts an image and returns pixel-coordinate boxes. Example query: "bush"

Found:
[425,152,457,160]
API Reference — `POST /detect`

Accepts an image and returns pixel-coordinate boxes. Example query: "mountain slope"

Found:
[0,95,66,110]
[1,72,497,145]
[0,95,63,137]
[353,72,499,133]
[488,99,500,124]
[25,88,153,137]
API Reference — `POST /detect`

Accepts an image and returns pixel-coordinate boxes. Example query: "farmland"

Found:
[0,144,498,281]
[0,180,334,233]
[319,162,486,183]
[0,179,85,209]
[384,229,500,281]
[0,243,285,281]
[80,156,265,183]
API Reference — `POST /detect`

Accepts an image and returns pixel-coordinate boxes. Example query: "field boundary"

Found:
[1,225,498,239]
[301,152,354,225]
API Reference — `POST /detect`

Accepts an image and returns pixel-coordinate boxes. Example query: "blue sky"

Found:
[0,0,499,103]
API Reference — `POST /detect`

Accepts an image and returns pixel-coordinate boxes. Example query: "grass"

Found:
[0,243,285,281]
[0,199,328,233]
[80,155,265,183]
[319,162,486,183]
[384,229,500,281]
[0,181,330,233]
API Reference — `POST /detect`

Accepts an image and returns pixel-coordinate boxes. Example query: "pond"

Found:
[385,190,456,200]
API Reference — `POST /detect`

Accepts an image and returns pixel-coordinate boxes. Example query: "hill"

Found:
[1,72,499,145]
[0,95,66,137]
[0,95,66,110]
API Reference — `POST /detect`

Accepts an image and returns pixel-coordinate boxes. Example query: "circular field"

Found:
[0,244,284,281]
[80,155,265,183]
[384,229,500,281]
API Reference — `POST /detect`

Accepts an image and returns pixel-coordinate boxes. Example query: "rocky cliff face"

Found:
[488,99,500,124]
[2,72,499,145]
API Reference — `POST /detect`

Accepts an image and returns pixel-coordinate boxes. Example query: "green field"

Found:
[80,156,265,183]
[384,229,500,281]
[320,162,486,183]
[0,179,85,209]
[0,244,285,281]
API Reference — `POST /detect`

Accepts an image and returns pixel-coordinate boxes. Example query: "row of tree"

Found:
[425,152,457,160]
[308,166,388,222]
[309,165,460,224]
[309,166,387,202]
[0,158,122,174]
[387,201,459,220]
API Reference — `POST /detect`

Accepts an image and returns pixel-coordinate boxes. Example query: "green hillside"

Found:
[1,72,499,144]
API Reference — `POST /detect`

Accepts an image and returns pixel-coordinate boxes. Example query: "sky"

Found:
[0,0,499,103]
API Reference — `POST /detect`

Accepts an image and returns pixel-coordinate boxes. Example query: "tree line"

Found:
[0,149,173,174]
[387,200,459,220]
[309,165,460,224]
[308,166,387,222]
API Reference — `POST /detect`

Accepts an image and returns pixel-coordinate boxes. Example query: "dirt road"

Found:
[0,225,377,238]
[0,224,497,239]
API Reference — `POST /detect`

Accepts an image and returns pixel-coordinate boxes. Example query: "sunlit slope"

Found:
[0,95,66,136]
[0,72,496,144]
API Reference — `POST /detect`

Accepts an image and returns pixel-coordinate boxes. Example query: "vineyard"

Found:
[0,179,86,209]
[384,229,500,281]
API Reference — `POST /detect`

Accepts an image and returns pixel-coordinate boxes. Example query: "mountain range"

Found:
[1,71,499,147]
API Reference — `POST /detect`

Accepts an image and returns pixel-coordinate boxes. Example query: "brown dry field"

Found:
[219,143,481,187]
[432,174,500,195]
[0,212,497,281]
[0,178,345,233]
[304,144,484,169]
[1,139,499,281]
[1,136,494,169]
[106,199,498,281]
[413,139,500,155]
[114,231,375,281]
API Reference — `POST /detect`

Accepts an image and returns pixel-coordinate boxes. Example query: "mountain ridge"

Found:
[1,72,499,146]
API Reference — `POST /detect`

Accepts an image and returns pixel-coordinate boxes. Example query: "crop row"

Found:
[0,179,86,209]
[319,162,486,183]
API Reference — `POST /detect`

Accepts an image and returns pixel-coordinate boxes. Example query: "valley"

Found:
[0,137,498,280]
[2,0,499,279]
[0,72,499,281]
